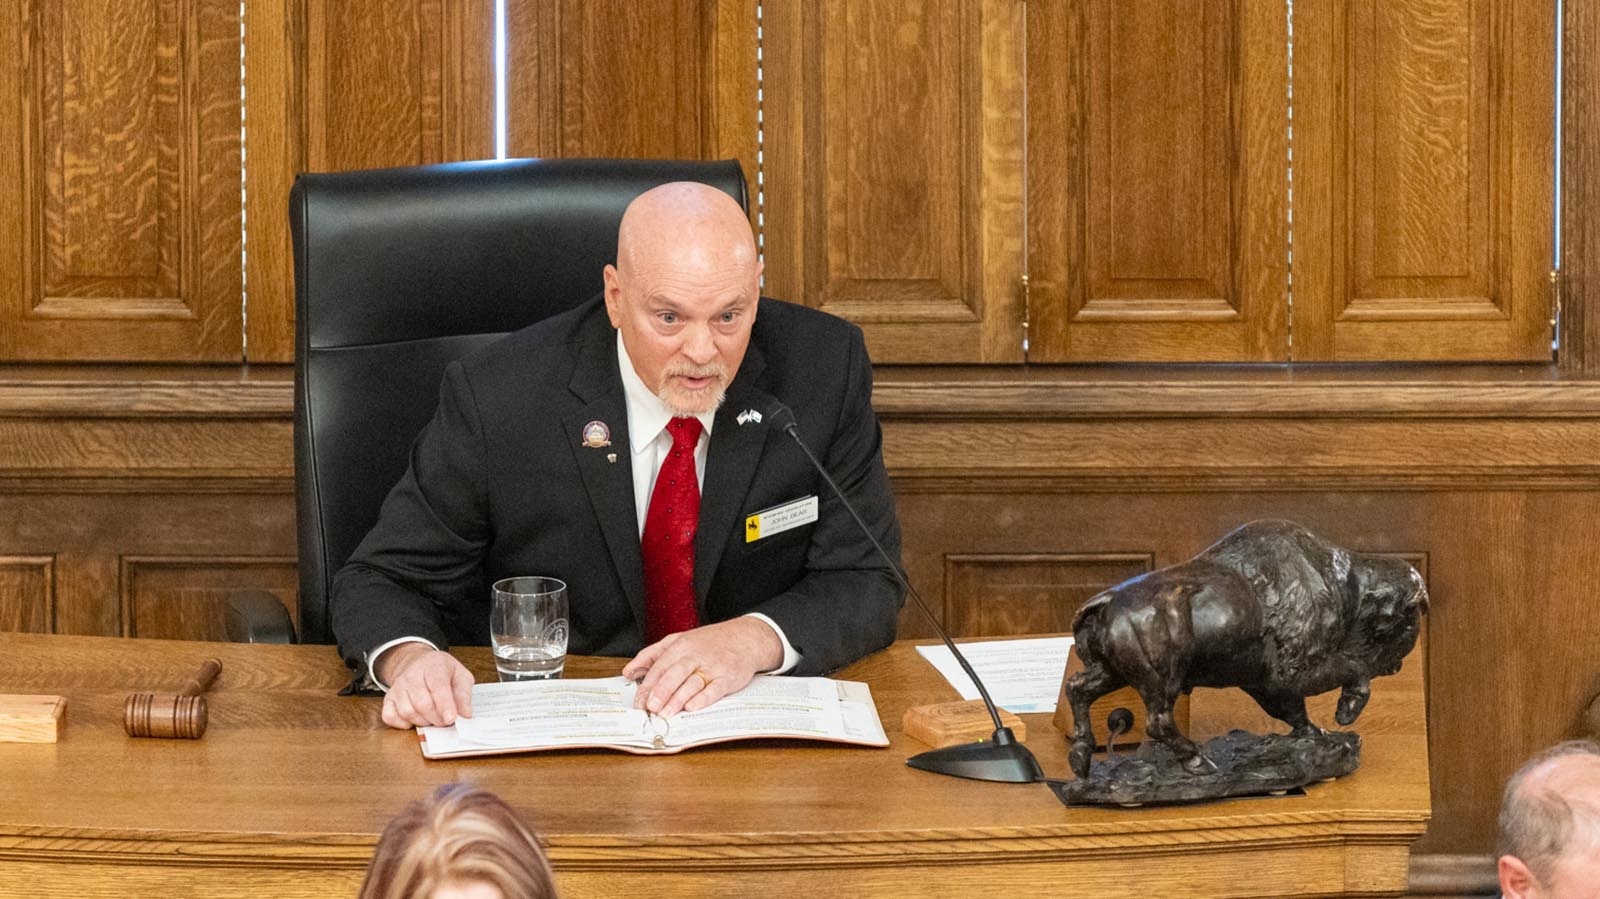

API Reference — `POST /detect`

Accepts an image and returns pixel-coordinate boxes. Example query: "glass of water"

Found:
[490,576,569,681]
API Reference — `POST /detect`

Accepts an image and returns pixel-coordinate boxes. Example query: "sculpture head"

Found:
[1347,554,1429,678]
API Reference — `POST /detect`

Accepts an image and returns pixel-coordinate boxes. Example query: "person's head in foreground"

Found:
[359,782,557,899]
[1498,739,1600,899]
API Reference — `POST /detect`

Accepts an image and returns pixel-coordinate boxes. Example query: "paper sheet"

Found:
[915,636,1073,714]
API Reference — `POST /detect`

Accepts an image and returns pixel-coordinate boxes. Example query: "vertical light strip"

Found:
[1019,3,1029,357]
[239,0,250,360]
[1553,0,1562,349]
[495,0,508,159]
[1554,0,1562,264]
[1284,0,1295,358]
[755,2,766,285]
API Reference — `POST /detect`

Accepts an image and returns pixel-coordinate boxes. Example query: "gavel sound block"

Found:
[124,658,223,739]
[0,694,66,743]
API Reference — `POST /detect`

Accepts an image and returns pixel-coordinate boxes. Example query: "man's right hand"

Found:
[377,644,475,729]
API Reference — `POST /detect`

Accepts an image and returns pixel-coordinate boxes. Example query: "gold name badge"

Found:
[744,495,819,543]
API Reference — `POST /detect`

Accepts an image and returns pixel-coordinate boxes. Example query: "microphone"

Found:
[766,400,1043,783]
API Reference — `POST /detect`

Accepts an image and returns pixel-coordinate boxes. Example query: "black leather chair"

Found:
[230,158,748,644]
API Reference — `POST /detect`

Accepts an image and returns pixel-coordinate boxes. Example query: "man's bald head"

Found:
[1498,740,1600,898]
[615,182,757,281]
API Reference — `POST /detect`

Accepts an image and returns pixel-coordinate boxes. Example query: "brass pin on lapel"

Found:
[607,453,617,464]
[581,420,612,448]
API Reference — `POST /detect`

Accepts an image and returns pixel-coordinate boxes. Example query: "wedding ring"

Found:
[690,668,710,689]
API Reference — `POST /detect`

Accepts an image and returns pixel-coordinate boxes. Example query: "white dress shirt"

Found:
[616,335,799,674]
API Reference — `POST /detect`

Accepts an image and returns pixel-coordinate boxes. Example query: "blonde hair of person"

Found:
[359,783,557,899]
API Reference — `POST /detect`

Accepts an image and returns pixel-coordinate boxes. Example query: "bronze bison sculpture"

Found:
[1065,519,1428,779]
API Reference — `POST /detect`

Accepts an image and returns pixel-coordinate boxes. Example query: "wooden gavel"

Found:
[124,658,223,739]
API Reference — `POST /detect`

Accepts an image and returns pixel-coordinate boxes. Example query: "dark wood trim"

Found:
[8,363,1600,420]
[0,365,292,418]
[1407,853,1497,898]
[874,366,1600,419]
[8,365,1600,494]
[1561,0,1600,372]
[0,478,293,494]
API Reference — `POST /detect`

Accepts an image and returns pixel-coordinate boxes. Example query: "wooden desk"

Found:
[0,633,1428,898]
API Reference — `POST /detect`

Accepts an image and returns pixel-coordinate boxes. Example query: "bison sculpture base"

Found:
[1052,728,1361,807]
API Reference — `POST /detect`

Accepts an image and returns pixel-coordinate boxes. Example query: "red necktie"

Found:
[642,416,703,643]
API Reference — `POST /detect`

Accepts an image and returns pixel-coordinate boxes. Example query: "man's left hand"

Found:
[621,617,783,717]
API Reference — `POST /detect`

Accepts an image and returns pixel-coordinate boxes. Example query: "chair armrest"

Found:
[223,589,298,644]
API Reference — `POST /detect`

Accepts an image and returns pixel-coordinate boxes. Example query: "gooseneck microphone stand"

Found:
[768,403,1043,783]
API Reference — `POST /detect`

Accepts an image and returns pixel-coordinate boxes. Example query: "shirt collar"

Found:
[616,332,716,456]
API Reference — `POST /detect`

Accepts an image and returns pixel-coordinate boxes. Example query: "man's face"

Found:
[603,249,760,417]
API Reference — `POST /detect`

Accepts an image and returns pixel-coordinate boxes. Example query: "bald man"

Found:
[1497,740,1600,899]
[331,182,904,729]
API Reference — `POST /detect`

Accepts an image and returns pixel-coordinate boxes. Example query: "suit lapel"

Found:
[564,332,647,635]
[695,344,773,604]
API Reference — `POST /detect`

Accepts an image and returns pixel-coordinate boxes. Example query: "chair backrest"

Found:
[290,157,748,644]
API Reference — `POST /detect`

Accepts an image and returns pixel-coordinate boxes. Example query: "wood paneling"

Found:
[1027,0,1288,362]
[1294,0,1556,361]
[0,366,295,637]
[0,493,297,638]
[241,0,300,364]
[1560,0,1600,372]
[0,0,245,361]
[762,0,1024,363]
[0,556,54,633]
[303,0,492,172]
[1407,853,1499,898]
[506,0,714,160]
[122,557,297,641]
[944,554,1150,637]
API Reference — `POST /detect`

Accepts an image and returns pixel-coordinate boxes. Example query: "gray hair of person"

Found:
[358,782,558,899]
[1497,739,1600,878]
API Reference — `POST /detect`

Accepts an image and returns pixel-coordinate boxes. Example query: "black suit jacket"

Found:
[331,296,904,676]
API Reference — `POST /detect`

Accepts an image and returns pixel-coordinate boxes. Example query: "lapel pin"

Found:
[736,409,763,426]
[607,453,617,464]
[581,420,612,448]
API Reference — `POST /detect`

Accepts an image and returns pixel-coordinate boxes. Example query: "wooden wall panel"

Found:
[242,0,302,364]
[944,554,1150,637]
[0,556,54,633]
[1294,0,1555,360]
[122,557,297,641]
[762,0,1024,363]
[0,493,298,638]
[1560,0,1600,372]
[506,0,704,159]
[1027,0,1288,362]
[504,0,757,174]
[0,0,245,361]
[0,368,296,637]
[303,0,492,172]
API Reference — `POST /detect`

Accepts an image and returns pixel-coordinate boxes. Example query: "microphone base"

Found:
[906,727,1044,783]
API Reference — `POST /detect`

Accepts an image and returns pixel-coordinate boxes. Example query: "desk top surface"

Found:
[0,632,1429,864]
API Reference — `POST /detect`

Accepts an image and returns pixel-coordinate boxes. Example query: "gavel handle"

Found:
[180,658,223,696]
